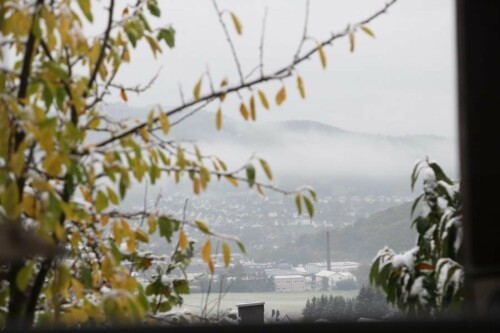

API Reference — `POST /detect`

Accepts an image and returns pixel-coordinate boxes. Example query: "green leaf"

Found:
[158,216,180,242]
[411,161,423,191]
[173,279,189,294]
[246,164,256,188]
[95,190,108,213]
[308,189,317,201]
[77,0,93,22]
[259,159,272,180]
[147,0,161,17]
[195,220,211,235]
[369,257,380,285]
[43,62,68,80]
[236,240,246,254]
[295,194,302,215]
[80,265,93,288]
[429,162,453,185]
[411,193,424,217]
[303,196,314,218]
[16,263,33,292]
[107,187,119,205]
[157,28,175,48]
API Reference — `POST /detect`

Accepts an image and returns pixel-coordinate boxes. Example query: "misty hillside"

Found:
[101,103,458,195]
[251,201,416,264]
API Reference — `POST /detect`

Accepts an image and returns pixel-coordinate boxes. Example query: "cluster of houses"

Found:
[180,255,360,293]
[269,261,359,292]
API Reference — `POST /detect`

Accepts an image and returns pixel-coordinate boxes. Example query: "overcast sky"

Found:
[102,0,457,138]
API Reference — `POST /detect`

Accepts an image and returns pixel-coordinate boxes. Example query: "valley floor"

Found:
[181,290,358,320]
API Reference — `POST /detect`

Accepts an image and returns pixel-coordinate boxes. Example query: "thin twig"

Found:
[86,0,115,94]
[138,180,149,229]
[212,0,244,85]
[259,7,268,78]
[293,0,311,62]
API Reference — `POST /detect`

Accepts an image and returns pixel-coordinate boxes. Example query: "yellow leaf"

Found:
[259,159,273,180]
[220,79,228,87]
[148,216,157,234]
[193,78,202,100]
[71,231,81,247]
[71,278,84,299]
[216,108,222,131]
[22,194,37,217]
[193,178,200,194]
[256,184,264,196]
[196,220,211,235]
[225,176,239,187]
[101,255,113,278]
[239,103,249,120]
[112,221,122,244]
[275,86,286,106]
[43,153,63,177]
[80,185,92,202]
[349,31,355,52]
[201,240,211,262]
[258,90,269,110]
[222,242,231,268]
[360,25,376,38]
[54,223,65,242]
[208,257,215,274]
[88,117,100,129]
[297,75,305,99]
[63,307,88,325]
[318,43,327,69]
[121,219,132,237]
[179,230,187,251]
[127,237,136,253]
[120,88,128,102]
[249,95,256,121]
[230,12,242,35]
[101,215,110,227]
[135,229,149,243]
[159,112,170,134]
[10,151,25,176]
[16,263,33,292]
[139,127,150,142]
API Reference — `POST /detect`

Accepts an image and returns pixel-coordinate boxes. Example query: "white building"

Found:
[315,270,356,288]
[304,262,359,274]
[274,275,306,292]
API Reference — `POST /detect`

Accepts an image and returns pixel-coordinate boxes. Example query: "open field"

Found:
[181,290,358,320]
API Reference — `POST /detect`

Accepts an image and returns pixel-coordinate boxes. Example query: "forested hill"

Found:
[328,201,417,262]
[251,202,417,264]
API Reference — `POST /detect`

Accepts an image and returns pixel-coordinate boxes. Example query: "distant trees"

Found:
[370,160,463,317]
[302,286,391,321]
[335,277,359,290]
[199,267,275,293]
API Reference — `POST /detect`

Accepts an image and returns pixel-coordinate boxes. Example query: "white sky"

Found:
[101,0,457,138]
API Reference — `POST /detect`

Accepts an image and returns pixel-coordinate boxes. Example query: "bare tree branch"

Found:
[85,0,115,95]
[212,0,245,84]
[293,0,311,63]
[259,7,268,78]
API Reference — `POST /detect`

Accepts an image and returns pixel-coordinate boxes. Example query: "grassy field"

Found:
[181,290,358,320]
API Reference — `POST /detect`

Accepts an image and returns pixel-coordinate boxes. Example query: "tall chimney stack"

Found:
[326,231,331,271]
